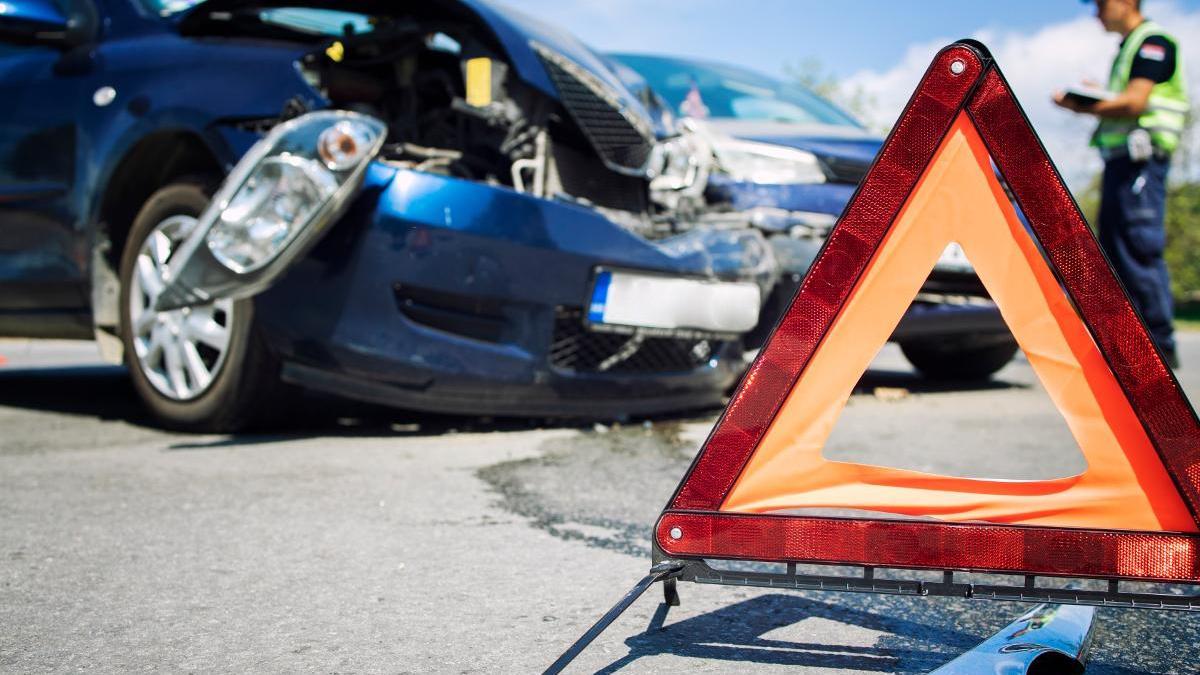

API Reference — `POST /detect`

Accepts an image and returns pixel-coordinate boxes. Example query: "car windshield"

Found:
[258,8,375,35]
[611,54,862,128]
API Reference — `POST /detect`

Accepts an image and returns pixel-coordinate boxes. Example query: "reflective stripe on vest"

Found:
[1093,21,1190,153]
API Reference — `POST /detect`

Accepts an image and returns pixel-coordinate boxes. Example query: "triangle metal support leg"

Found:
[663,574,680,606]
[543,562,684,675]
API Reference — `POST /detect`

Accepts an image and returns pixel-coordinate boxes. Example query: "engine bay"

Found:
[275,11,716,235]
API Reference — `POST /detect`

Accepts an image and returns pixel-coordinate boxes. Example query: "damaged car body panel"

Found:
[0,0,773,429]
[612,53,1018,378]
[252,165,764,416]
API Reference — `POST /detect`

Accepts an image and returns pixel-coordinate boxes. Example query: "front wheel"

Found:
[899,335,1019,381]
[119,180,284,432]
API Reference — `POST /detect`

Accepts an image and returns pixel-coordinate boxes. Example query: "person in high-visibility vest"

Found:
[1054,0,1189,369]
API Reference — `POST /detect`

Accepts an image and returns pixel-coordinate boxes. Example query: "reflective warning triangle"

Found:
[657,41,1200,583]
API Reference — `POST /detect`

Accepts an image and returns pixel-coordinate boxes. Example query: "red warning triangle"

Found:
[656,42,1200,583]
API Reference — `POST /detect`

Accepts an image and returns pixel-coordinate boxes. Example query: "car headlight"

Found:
[711,138,827,185]
[648,123,713,209]
[204,113,386,273]
[206,155,340,272]
[154,111,387,311]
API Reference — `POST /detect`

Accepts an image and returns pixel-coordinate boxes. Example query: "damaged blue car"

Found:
[0,0,776,430]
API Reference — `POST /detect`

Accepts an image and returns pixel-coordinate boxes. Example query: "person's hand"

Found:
[1056,91,1084,112]
[1053,90,1082,112]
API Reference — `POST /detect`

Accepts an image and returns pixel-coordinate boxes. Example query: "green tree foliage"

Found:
[1075,173,1102,229]
[1164,182,1200,302]
[1166,104,1200,304]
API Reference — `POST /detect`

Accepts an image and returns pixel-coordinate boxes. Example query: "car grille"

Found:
[819,155,872,185]
[550,307,720,374]
[551,141,649,213]
[533,43,655,172]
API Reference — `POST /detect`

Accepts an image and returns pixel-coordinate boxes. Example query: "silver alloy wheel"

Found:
[128,214,237,401]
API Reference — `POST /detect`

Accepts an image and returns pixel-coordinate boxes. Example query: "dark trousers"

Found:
[1098,154,1175,354]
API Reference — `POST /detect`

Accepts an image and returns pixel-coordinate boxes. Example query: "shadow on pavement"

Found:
[0,364,155,424]
[0,364,549,442]
[595,593,1155,674]
[0,364,677,446]
[0,362,1025,448]
[164,414,574,450]
[596,593,979,674]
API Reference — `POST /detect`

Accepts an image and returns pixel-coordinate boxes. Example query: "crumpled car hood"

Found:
[179,0,660,134]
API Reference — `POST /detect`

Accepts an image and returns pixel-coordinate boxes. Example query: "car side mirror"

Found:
[0,0,96,49]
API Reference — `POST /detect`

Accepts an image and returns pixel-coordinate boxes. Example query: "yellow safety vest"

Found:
[1093,21,1190,154]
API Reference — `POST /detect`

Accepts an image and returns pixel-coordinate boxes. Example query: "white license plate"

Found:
[587,270,761,334]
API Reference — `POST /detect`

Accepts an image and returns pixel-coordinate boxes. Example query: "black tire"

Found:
[118,179,284,432]
[899,335,1019,381]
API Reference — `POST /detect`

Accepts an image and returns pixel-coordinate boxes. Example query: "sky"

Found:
[506,0,1200,187]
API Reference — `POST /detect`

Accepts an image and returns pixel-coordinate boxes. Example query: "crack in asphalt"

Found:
[478,422,691,558]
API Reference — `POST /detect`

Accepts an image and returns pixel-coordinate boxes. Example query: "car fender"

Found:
[83,32,322,361]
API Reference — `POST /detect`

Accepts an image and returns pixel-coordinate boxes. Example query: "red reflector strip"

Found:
[966,69,1200,519]
[658,512,1200,582]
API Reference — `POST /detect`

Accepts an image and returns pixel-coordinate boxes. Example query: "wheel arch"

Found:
[90,129,226,362]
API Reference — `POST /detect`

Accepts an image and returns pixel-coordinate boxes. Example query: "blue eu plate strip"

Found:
[588,271,612,323]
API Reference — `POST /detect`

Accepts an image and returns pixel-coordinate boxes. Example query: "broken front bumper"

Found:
[249,165,771,417]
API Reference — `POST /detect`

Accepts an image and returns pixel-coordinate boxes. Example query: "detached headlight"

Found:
[712,138,827,185]
[207,155,339,272]
[205,113,386,273]
[154,111,386,311]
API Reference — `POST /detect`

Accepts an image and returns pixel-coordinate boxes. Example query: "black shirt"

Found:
[1123,30,1177,83]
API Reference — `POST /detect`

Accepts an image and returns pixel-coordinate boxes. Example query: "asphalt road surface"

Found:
[2,335,1200,673]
